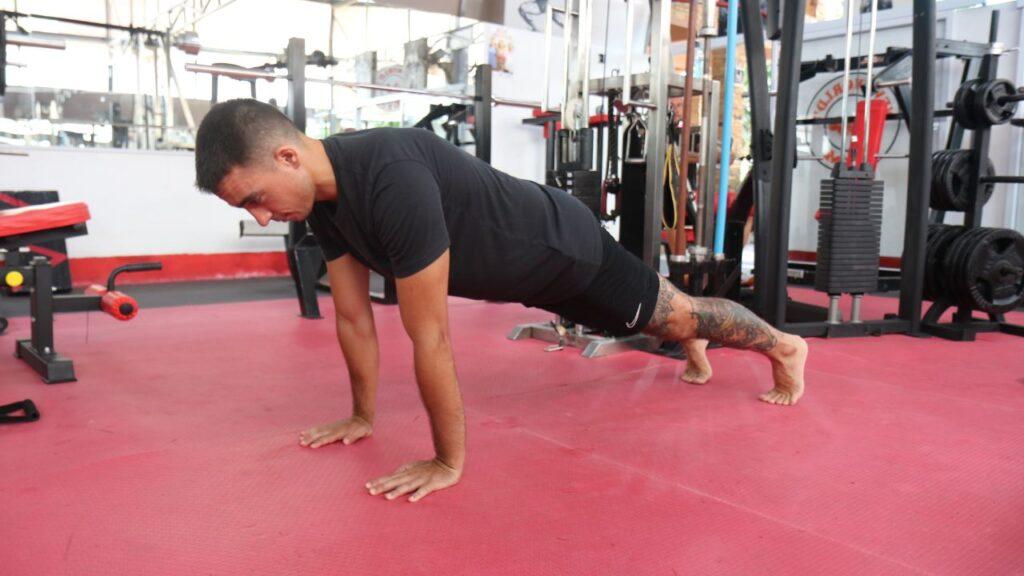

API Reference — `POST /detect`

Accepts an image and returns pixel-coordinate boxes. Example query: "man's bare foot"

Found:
[299,416,373,448]
[681,339,713,384]
[760,335,808,406]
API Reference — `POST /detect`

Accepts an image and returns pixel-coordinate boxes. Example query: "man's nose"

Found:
[247,206,272,226]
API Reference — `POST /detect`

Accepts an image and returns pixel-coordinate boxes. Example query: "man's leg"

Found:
[643,276,808,405]
[680,338,713,384]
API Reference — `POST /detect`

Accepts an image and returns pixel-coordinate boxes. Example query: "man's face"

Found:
[217,145,315,225]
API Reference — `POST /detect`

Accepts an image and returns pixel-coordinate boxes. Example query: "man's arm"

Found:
[366,249,464,502]
[298,254,379,448]
[327,255,380,423]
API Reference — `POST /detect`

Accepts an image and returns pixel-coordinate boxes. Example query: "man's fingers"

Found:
[367,473,412,496]
[408,485,433,503]
[309,437,334,448]
[299,426,330,445]
[385,481,421,500]
[343,429,370,445]
[310,430,346,448]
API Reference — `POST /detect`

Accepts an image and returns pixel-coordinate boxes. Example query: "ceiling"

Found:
[304,0,504,24]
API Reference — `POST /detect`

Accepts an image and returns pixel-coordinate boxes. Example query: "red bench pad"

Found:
[0,202,91,238]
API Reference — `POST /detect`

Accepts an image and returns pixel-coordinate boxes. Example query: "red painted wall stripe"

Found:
[67,252,290,286]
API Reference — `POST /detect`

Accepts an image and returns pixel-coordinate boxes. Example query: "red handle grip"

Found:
[84,284,139,321]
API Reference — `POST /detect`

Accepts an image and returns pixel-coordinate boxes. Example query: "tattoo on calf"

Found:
[646,276,678,337]
[689,298,778,352]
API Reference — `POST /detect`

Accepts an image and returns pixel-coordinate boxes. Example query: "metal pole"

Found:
[542,1,553,112]
[863,0,879,167]
[713,0,740,256]
[5,33,67,49]
[764,0,806,327]
[561,0,576,130]
[286,38,305,131]
[642,0,671,269]
[474,64,492,163]
[840,0,856,166]
[673,0,699,257]
[1,16,7,97]
[695,0,717,252]
[0,9,165,36]
[164,34,195,134]
[576,0,592,131]
[184,63,280,80]
[896,0,935,329]
[285,38,308,258]
[701,81,719,249]
[1010,8,1024,231]
[185,64,544,109]
[329,3,336,134]
[136,34,150,149]
[153,38,165,142]
[623,0,635,106]
[740,0,773,316]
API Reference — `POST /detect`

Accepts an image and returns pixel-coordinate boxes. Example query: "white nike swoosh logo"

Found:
[625,302,643,329]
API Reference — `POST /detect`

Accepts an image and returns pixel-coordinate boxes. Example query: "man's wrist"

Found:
[435,454,464,472]
[352,411,375,425]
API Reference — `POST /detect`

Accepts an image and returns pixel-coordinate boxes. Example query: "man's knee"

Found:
[642,277,698,340]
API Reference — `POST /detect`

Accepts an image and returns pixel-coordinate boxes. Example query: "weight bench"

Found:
[0,201,161,384]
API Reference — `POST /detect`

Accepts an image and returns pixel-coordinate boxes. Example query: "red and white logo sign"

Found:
[801,71,901,169]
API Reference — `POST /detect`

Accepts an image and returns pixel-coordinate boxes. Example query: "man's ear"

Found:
[273,144,301,169]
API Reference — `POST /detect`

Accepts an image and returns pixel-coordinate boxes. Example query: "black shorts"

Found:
[535,229,661,336]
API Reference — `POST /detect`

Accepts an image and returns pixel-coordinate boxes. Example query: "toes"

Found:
[759,389,797,406]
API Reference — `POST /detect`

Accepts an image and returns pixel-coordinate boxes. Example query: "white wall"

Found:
[0,146,280,258]
[485,0,645,182]
[484,23,559,182]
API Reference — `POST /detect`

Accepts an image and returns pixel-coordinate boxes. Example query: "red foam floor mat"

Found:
[1,291,1022,575]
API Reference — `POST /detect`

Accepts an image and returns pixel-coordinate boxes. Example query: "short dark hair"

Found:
[194,99,300,194]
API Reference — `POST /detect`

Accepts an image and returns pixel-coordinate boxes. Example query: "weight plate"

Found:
[978,79,1018,127]
[934,150,960,210]
[947,150,974,211]
[953,80,983,130]
[980,156,996,207]
[925,224,963,300]
[970,79,990,130]
[961,227,1024,313]
[931,150,956,210]
[946,227,991,307]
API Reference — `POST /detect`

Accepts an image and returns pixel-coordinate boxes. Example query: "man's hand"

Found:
[366,458,461,503]
[298,416,373,448]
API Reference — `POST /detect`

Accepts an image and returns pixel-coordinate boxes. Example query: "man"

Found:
[194,99,808,504]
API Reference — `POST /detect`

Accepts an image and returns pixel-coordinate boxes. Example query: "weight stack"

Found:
[0,190,73,294]
[815,167,885,295]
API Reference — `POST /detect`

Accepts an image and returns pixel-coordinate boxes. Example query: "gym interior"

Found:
[1,0,1022,574]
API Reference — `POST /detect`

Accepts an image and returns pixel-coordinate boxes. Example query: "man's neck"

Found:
[304,135,339,202]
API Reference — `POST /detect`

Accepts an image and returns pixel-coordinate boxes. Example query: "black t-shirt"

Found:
[306,128,602,305]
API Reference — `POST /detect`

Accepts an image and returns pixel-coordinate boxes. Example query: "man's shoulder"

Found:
[325,126,429,144]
